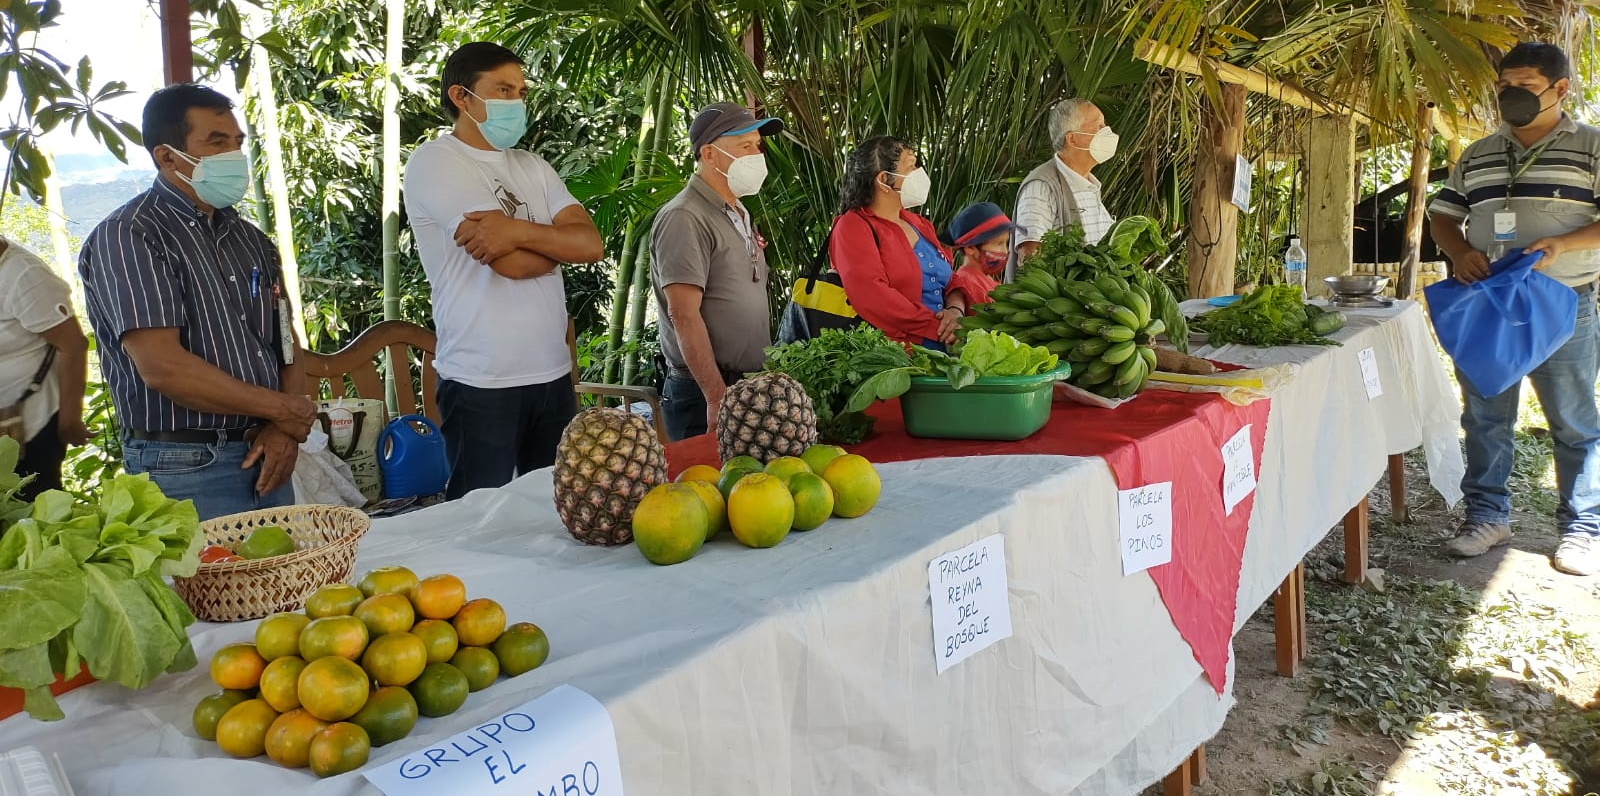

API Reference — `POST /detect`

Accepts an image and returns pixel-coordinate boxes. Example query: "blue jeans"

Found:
[122,436,293,521]
[437,376,576,501]
[1459,288,1600,537]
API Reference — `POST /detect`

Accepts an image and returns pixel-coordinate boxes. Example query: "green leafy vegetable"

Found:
[0,442,202,720]
[1191,284,1346,346]
[763,324,915,444]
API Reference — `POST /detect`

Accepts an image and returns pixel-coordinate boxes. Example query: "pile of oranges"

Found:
[193,566,550,777]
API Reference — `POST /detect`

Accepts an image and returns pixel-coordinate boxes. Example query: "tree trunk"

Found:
[621,75,677,385]
[1304,114,1357,298]
[247,38,304,345]
[379,0,405,408]
[1397,103,1434,300]
[603,74,663,384]
[1185,82,1245,300]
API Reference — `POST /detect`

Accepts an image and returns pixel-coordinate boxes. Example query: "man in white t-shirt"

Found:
[0,239,89,499]
[403,42,604,500]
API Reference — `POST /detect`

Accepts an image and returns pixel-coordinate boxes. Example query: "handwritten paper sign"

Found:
[927,535,1012,674]
[1117,482,1173,575]
[1221,424,1257,516]
[364,685,625,796]
[1232,154,1254,212]
[1358,347,1383,400]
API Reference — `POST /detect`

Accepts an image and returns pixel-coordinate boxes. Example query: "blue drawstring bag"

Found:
[1424,248,1577,397]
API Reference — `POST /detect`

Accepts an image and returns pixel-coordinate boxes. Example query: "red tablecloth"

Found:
[665,391,1269,694]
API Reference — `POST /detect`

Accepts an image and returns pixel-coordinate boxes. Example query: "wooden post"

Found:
[1343,497,1370,584]
[1190,746,1207,784]
[1388,453,1407,523]
[741,17,766,112]
[1274,563,1306,677]
[1397,103,1434,300]
[1304,114,1357,297]
[1186,83,1246,299]
[159,0,194,85]
[1162,755,1194,796]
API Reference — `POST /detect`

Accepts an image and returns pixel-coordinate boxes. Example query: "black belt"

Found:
[128,427,255,443]
[666,366,747,385]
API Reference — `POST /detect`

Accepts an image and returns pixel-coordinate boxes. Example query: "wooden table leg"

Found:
[1388,453,1407,523]
[1162,753,1194,796]
[1190,745,1207,785]
[1343,496,1370,585]
[1275,563,1307,677]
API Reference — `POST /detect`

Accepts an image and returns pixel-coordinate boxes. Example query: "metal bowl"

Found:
[1323,274,1390,297]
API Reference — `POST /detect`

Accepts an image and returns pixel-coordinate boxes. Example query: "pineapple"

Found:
[554,408,668,546]
[716,373,819,464]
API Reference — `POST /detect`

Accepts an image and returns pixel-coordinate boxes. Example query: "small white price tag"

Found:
[1117,482,1173,575]
[1493,210,1517,242]
[1358,347,1383,400]
[1220,424,1256,516]
[927,535,1013,674]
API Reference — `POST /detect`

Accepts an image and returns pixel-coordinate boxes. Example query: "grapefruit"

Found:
[800,444,847,476]
[409,662,470,718]
[492,622,550,676]
[411,619,460,664]
[210,642,268,691]
[361,632,429,687]
[308,723,370,778]
[255,612,310,660]
[299,615,370,662]
[304,583,365,618]
[631,483,710,565]
[727,473,794,548]
[216,698,280,758]
[675,464,722,483]
[822,454,881,518]
[449,646,500,692]
[357,566,419,598]
[265,709,329,769]
[297,657,370,722]
[259,655,308,712]
[409,574,467,620]
[716,467,761,499]
[452,598,506,647]
[788,472,835,531]
[350,686,418,747]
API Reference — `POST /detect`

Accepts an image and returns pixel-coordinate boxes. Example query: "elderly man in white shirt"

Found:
[1010,98,1119,276]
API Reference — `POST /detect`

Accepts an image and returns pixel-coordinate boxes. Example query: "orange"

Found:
[787,472,835,531]
[357,566,419,598]
[299,615,370,662]
[265,708,329,769]
[800,444,847,476]
[215,698,279,758]
[361,632,429,687]
[350,685,418,748]
[259,655,308,712]
[304,583,365,618]
[193,690,252,741]
[716,467,761,499]
[210,642,268,691]
[449,646,500,692]
[354,593,416,638]
[492,622,550,677]
[308,722,371,778]
[409,662,470,718]
[297,657,371,722]
[409,574,467,620]
[631,483,710,565]
[763,456,812,486]
[681,479,729,541]
[676,464,722,483]
[721,455,763,473]
[727,473,794,548]
[410,619,460,664]
[822,454,881,518]
[255,612,310,661]
[451,598,506,648]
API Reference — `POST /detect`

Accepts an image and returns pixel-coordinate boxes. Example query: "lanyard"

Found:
[1503,137,1560,207]
[722,204,760,282]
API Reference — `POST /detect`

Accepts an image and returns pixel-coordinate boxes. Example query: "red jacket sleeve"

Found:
[947,265,998,311]
[828,211,942,344]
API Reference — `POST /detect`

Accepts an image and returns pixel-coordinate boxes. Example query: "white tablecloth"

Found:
[0,303,1463,796]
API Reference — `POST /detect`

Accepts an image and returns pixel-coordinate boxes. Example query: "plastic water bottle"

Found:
[1284,236,1308,292]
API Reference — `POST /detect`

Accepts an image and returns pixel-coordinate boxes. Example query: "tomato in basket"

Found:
[200,545,244,564]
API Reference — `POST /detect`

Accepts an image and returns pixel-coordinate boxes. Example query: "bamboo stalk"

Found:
[247,36,305,346]
[378,0,404,408]
[621,74,677,384]
[602,74,662,384]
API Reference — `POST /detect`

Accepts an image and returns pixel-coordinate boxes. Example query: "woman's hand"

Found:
[935,307,964,345]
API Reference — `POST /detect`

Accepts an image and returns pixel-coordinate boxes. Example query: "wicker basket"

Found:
[174,505,371,623]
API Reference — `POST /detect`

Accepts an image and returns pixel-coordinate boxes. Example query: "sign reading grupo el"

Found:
[364,685,625,796]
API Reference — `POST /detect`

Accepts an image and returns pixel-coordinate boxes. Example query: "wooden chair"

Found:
[301,319,667,442]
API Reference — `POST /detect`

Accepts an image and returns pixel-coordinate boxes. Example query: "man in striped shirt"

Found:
[1428,42,1600,575]
[1010,98,1119,279]
[79,84,317,520]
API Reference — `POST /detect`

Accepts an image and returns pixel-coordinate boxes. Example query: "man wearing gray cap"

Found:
[649,103,784,440]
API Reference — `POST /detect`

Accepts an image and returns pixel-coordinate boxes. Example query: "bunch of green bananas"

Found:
[959,271,1161,399]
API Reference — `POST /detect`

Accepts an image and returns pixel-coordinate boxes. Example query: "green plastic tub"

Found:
[900,363,1071,441]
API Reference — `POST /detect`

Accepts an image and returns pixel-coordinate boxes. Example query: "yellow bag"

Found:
[779,231,861,343]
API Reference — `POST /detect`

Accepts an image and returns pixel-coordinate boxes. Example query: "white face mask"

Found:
[1072,127,1119,164]
[885,167,931,209]
[714,146,768,197]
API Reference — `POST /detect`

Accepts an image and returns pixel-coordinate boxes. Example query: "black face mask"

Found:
[1499,85,1553,128]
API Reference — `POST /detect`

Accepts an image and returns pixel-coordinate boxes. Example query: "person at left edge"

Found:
[650,102,784,441]
[79,84,318,521]
[403,43,604,499]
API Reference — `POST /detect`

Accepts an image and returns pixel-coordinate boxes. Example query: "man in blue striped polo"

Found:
[1429,42,1600,575]
[80,84,318,520]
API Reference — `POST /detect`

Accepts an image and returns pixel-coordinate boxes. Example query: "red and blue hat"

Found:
[943,202,1024,248]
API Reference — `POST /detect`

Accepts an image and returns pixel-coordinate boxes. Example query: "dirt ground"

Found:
[1143,443,1600,796]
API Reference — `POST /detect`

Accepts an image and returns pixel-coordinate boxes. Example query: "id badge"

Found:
[277,297,296,365]
[1493,210,1517,242]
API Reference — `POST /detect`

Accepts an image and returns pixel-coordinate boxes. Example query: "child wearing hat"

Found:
[941,202,1025,314]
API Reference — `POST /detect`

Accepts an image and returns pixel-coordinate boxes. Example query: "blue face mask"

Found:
[167,147,250,208]
[464,88,528,150]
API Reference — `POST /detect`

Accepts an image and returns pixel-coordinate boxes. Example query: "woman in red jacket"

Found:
[828,136,964,349]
